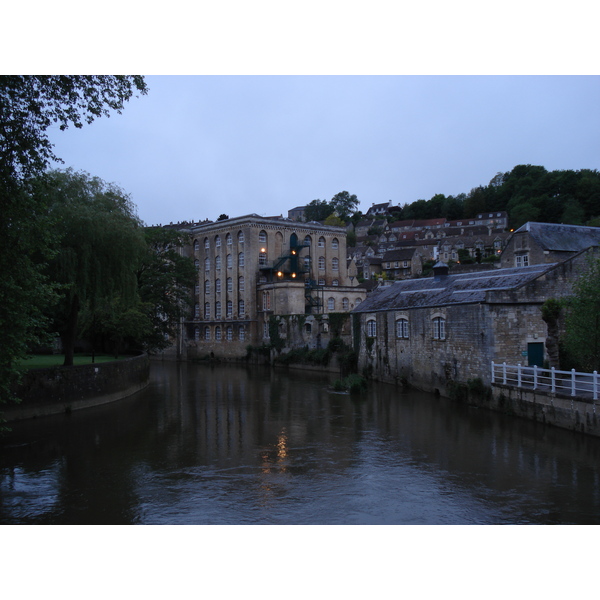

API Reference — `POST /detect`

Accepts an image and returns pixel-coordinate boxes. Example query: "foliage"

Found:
[0,75,147,404]
[328,313,349,338]
[217,214,229,221]
[346,230,357,247]
[562,255,600,372]
[304,199,333,222]
[268,316,285,352]
[330,191,359,222]
[323,214,345,227]
[332,374,367,393]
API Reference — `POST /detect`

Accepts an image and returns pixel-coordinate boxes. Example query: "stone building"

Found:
[181,214,365,359]
[501,221,600,268]
[352,250,596,395]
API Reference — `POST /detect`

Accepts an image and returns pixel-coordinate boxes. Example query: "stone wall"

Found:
[3,353,150,422]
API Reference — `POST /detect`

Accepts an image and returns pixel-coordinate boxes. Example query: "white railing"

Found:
[491,362,599,401]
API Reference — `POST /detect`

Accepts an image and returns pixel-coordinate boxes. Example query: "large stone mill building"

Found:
[176,214,366,359]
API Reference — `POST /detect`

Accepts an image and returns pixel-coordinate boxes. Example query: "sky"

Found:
[46,75,600,227]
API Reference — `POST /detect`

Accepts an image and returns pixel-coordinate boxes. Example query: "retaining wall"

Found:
[3,353,150,422]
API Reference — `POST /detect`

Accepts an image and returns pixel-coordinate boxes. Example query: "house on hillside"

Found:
[352,250,595,395]
[501,222,600,268]
[365,201,392,217]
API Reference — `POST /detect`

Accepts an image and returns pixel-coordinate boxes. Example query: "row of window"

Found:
[195,300,245,319]
[197,277,245,295]
[366,316,446,340]
[194,233,340,252]
[194,325,245,342]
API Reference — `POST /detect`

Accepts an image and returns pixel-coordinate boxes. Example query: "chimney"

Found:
[433,261,449,281]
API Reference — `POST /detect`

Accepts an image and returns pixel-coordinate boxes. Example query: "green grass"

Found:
[18,354,122,369]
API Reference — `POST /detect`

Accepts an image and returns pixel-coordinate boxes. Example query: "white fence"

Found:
[491,362,599,401]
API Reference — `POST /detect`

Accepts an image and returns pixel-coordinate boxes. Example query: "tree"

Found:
[330,191,359,222]
[0,76,147,403]
[34,170,146,366]
[562,254,600,372]
[304,199,333,222]
[217,214,229,221]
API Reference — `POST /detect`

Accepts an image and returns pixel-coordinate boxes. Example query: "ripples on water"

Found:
[2,361,600,524]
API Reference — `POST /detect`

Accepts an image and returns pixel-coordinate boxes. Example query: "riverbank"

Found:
[2,353,150,422]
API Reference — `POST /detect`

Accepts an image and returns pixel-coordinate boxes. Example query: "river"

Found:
[2,361,600,524]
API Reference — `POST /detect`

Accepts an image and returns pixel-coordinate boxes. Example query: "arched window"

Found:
[304,235,311,245]
[318,278,325,286]
[238,276,245,292]
[332,238,339,249]
[204,303,210,319]
[238,299,245,315]
[355,298,362,306]
[226,233,232,246]
[367,319,377,337]
[238,252,245,267]
[194,327,200,341]
[194,259,200,270]
[215,326,222,341]
[305,322,312,333]
[226,300,233,318]
[204,280,210,294]
[318,236,325,248]
[226,253,232,268]
[332,257,339,271]
[226,277,232,293]
[238,231,244,244]
[304,256,310,268]
[194,303,200,318]
[226,326,233,341]
[433,316,446,340]
[195,283,200,295]
[215,301,222,319]
[259,251,267,266]
[204,257,210,271]
[327,297,335,311]
[332,279,339,286]
[194,239,200,252]
[239,325,245,341]
[342,297,349,310]
[396,318,409,339]
[215,278,221,294]
[204,238,209,250]
[259,230,267,244]
[215,235,221,248]
[318,256,325,270]
[215,255,221,270]
[263,291,271,311]
[204,326,211,340]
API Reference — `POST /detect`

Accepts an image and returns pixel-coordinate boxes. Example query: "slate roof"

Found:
[382,248,417,262]
[352,263,555,313]
[517,222,600,252]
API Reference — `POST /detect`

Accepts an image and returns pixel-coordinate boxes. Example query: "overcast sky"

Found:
[46,75,599,226]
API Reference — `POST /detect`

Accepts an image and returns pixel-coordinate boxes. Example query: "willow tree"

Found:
[34,169,146,366]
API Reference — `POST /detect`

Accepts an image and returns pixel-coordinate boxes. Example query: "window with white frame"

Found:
[238,231,244,244]
[332,238,339,249]
[226,233,232,246]
[342,297,349,310]
[204,238,209,249]
[318,256,325,270]
[215,326,222,341]
[238,299,245,315]
[204,303,210,319]
[194,240,200,252]
[238,276,245,292]
[227,277,232,293]
[263,291,271,311]
[327,297,335,311]
[226,254,232,268]
[263,322,269,338]
[433,316,446,340]
[238,252,245,267]
[259,230,267,243]
[194,327,200,341]
[204,280,210,294]
[318,278,325,286]
[239,325,245,341]
[367,319,377,337]
[396,318,409,339]
[215,278,221,294]
[215,301,221,319]
[304,235,311,245]
[226,300,233,318]
[318,237,325,247]
[355,297,362,306]
[332,279,339,286]
[194,303,200,318]
[215,235,221,248]
[215,255,221,270]
[204,257,210,271]
[195,283,200,295]
[204,326,210,340]
[226,326,233,341]
[332,257,339,271]
[259,251,267,265]
[516,254,529,267]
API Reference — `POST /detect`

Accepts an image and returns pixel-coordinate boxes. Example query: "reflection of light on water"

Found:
[277,430,288,461]
[257,429,290,507]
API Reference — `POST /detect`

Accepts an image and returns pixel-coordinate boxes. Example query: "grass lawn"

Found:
[18,354,122,369]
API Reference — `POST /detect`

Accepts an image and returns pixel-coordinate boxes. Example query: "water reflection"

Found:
[2,361,600,524]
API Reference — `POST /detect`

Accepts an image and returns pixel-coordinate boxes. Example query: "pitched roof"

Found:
[352,263,554,312]
[516,222,600,252]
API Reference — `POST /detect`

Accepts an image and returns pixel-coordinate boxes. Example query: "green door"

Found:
[527,342,544,367]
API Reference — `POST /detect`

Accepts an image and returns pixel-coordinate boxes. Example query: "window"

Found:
[263,291,271,311]
[215,255,221,270]
[318,256,325,270]
[318,236,325,247]
[238,231,244,244]
[332,257,339,271]
[259,230,267,243]
[215,326,222,341]
[318,278,325,286]
[305,323,312,333]
[194,240,200,252]
[215,301,221,319]
[238,252,245,267]
[332,279,339,286]
[259,251,267,266]
[332,238,339,249]
[516,253,529,268]
[204,257,210,271]
[239,325,245,341]
[226,326,233,341]
[215,278,221,293]
[433,317,446,340]
[204,238,209,250]
[194,303,200,318]
[355,298,362,306]
[227,277,232,293]
[396,318,409,339]
[403,261,408,268]
[342,298,349,310]
[195,283,200,295]
[204,280,210,294]
[304,256,310,268]
[238,276,245,292]
[215,235,221,248]
[194,327,200,341]
[263,322,269,338]
[304,235,311,245]
[204,326,211,340]
[226,233,232,246]
[238,299,245,315]
[367,319,377,337]
[226,300,233,318]
[327,297,335,311]
[204,303,210,319]
[194,259,200,270]
[226,254,232,268]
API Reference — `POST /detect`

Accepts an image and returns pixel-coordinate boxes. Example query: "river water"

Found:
[2,361,600,525]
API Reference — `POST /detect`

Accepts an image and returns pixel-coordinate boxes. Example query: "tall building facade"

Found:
[182,214,365,359]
